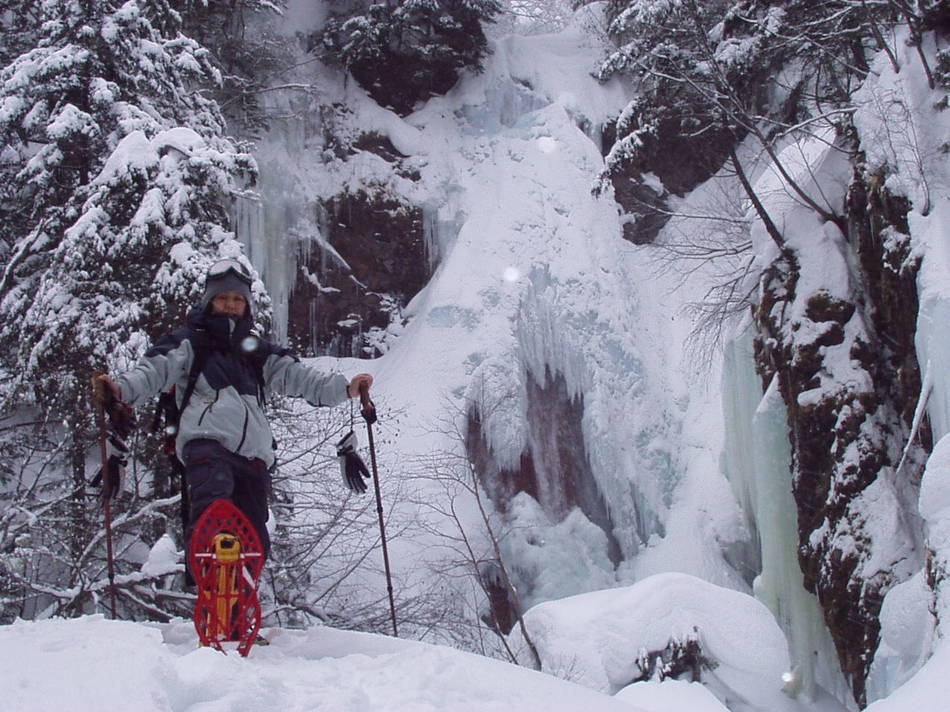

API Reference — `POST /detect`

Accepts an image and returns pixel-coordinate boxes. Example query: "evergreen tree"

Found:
[317,0,503,115]
[598,0,737,196]
[0,0,43,65]
[597,0,909,199]
[0,0,255,413]
[594,0,896,242]
[169,0,286,135]
[0,0,255,620]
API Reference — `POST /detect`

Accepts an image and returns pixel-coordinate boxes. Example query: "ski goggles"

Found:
[206,259,253,286]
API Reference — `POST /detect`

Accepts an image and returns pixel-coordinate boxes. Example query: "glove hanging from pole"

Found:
[91,434,129,501]
[336,430,371,494]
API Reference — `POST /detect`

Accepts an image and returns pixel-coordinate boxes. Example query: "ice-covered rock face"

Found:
[239,0,759,689]
[747,109,926,709]
[288,187,429,357]
[467,366,622,564]
[522,369,622,561]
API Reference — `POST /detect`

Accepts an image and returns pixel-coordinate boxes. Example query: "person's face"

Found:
[211,291,247,318]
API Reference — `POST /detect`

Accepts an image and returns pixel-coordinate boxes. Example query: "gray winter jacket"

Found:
[117,309,348,467]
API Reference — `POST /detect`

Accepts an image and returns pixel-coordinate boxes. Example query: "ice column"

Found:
[722,327,853,708]
[916,296,950,442]
[231,124,310,343]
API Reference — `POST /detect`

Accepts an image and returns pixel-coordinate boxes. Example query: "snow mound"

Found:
[865,641,950,712]
[513,572,814,712]
[616,678,730,712]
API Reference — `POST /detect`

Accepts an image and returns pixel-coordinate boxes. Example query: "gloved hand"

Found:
[91,373,137,438]
[336,430,371,494]
[108,400,137,439]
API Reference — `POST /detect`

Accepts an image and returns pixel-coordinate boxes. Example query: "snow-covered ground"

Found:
[0,615,641,712]
[0,591,939,712]
[0,572,799,712]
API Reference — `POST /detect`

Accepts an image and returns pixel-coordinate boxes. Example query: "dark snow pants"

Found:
[182,439,271,563]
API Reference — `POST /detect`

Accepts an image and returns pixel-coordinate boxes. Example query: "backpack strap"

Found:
[149,334,210,462]
[178,337,211,417]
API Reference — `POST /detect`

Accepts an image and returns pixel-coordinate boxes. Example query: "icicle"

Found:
[895,358,932,476]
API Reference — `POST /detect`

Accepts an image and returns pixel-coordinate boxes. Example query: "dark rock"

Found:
[287,188,429,356]
[751,156,925,707]
[631,633,716,684]
[467,367,623,563]
[602,112,741,245]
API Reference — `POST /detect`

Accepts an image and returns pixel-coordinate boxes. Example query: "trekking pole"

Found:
[92,378,119,620]
[359,382,398,637]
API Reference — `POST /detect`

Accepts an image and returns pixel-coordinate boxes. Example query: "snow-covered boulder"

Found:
[511,572,813,712]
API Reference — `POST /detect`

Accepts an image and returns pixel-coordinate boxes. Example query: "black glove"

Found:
[91,434,128,501]
[336,430,371,494]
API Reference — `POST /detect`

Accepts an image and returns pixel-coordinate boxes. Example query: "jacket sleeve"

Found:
[116,333,195,408]
[263,352,349,407]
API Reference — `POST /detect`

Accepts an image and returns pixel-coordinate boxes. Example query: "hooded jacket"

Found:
[117,308,348,467]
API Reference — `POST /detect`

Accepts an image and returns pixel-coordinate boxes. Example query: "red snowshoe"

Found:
[189,499,265,656]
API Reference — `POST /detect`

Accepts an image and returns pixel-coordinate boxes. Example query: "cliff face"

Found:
[594,16,941,702]
[292,98,924,711]
[600,111,740,245]
[750,146,927,706]
[288,187,428,357]
[599,43,934,707]
[285,129,430,357]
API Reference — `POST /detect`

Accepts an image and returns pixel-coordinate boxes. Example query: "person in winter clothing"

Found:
[93,259,372,564]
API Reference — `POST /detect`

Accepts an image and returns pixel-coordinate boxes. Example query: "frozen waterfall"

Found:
[722,326,853,708]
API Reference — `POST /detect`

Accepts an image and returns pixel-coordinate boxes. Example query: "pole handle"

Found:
[359,380,377,425]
